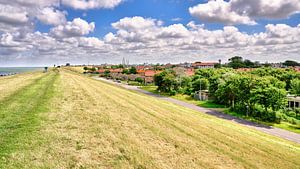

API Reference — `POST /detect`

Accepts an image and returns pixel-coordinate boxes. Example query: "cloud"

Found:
[0,4,29,25]
[61,0,124,10]
[158,24,190,38]
[1,21,300,66]
[0,0,59,8]
[37,7,67,25]
[0,0,60,33]
[50,18,95,38]
[112,16,159,31]
[0,33,20,47]
[189,0,256,25]
[103,17,300,63]
[171,17,182,22]
[189,0,300,25]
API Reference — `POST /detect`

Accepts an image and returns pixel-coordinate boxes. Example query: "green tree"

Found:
[283,60,299,67]
[215,74,240,108]
[104,70,110,77]
[244,59,255,68]
[154,70,178,94]
[290,79,300,95]
[91,67,96,72]
[191,78,208,91]
[135,77,144,84]
[129,67,137,74]
[122,69,130,74]
[228,56,246,69]
[250,77,286,112]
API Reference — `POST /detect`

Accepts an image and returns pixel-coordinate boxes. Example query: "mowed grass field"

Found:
[0,69,299,169]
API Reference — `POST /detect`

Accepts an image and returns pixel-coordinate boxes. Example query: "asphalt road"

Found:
[94,77,300,144]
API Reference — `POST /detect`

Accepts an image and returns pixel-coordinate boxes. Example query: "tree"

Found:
[283,60,299,67]
[91,67,96,72]
[129,67,137,74]
[118,64,124,68]
[290,79,300,95]
[154,70,178,94]
[135,77,144,84]
[83,66,88,72]
[244,59,255,68]
[250,77,286,112]
[191,78,208,92]
[214,63,221,68]
[122,69,130,74]
[215,74,241,108]
[104,70,110,77]
[228,56,245,69]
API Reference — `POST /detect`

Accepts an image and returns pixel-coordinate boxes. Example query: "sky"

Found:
[0,0,300,66]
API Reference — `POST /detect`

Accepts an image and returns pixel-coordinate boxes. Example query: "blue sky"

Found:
[1,0,300,66]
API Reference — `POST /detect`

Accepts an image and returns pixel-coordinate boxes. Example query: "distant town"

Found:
[65,56,300,84]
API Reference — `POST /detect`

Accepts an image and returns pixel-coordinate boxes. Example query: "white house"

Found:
[287,96,300,109]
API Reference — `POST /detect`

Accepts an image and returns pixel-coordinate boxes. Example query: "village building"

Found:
[185,68,195,76]
[288,96,300,109]
[192,62,218,69]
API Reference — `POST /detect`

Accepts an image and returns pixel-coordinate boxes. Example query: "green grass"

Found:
[171,94,226,109]
[0,71,59,167]
[223,109,300,134]
[140,86,225,109]
[273,122,300,134]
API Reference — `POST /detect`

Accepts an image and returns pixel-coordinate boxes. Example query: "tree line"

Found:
[154,66,300,124]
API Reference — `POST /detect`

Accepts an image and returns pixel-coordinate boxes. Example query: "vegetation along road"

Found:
[96,77,300,144]
[0,69,299,168]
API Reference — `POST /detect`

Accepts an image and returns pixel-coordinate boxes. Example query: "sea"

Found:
[0,67,43,76]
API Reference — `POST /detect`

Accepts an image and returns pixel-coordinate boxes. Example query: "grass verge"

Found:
[0,71,59,167]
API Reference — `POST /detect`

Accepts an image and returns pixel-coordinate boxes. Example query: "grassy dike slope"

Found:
[0,70,59,168]
[0,69,300,169]
[0,72,44,100]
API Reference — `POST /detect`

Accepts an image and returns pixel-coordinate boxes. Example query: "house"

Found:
[192,62,218,69]
[98,69,106,76]
[164,63,174,69]
[294,67,300,72]
[288,96,300,109]
[144,70,156,77]
[178,62,192,68]
[110,68,123,73]
[137,70,146,76]
[185,68,195,76]
[136,65,146,70]
[144,70,162,83]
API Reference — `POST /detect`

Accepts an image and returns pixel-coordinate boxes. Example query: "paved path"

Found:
[94,77,300,144]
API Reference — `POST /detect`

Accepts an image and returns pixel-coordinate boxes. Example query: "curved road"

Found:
[94,77,300,144]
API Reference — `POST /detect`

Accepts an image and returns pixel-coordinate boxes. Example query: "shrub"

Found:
[169,90,177,96]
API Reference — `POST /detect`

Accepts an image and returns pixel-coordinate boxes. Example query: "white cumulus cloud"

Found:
[61,0,124,10]
[189,0,300,25]
[37,7,67,26]
[50,18,95,38]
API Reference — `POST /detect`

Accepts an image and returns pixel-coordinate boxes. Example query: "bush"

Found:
[169,90,177,96]
[286,111,297,118]
[135,77,144,84]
